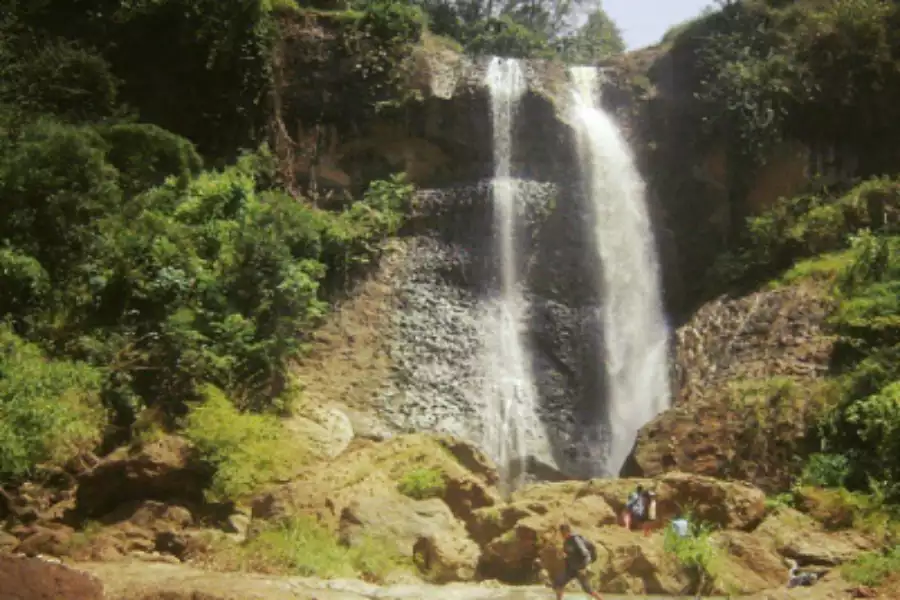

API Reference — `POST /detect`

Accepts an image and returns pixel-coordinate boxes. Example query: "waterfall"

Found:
[569,66,671,477]
[482,57,549,490]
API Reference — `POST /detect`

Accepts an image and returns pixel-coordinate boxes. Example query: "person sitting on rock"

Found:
[622,484,646,531]
[553,523,604,600]
[786,559,819,588]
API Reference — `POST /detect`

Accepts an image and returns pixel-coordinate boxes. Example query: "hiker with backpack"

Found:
[553,523,604,600]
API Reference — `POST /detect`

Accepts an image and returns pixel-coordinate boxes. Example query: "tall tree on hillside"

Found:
[558,4,625,62]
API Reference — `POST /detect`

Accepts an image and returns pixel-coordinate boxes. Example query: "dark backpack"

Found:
[573,534,597,563]
[584,538,597,563]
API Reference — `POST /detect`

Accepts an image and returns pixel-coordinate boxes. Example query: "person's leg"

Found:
[553,571,572,599]
[576,570,603,600]
[622,510,632,530]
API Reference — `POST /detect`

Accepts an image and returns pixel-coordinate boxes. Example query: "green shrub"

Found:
[182,384,303,501]
[218,515,410,581]
[842,545,900,587]
[800,453,851,488]
[397,467,446,500]
[0,326,104,480]
[663,517,721,594]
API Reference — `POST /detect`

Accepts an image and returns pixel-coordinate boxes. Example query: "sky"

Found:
[602,0,716,50]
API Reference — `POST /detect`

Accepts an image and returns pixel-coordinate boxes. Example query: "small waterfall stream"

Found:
[482,57,550,490]
[569,66,671,476]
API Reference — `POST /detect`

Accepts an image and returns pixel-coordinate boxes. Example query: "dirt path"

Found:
[72,560,852,600]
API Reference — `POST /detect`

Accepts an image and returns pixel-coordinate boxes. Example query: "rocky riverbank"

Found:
[0,428,889,599]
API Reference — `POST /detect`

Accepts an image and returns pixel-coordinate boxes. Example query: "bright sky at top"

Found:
[602,0,716,50]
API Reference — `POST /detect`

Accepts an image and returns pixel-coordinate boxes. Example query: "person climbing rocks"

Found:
[553,523,604,600]
[622,484,646,531]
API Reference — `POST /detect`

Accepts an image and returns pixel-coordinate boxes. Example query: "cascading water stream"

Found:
[568,66,671,477]
[482,57,549,491]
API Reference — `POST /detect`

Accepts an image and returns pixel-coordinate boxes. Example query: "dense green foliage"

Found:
[399,0,624,60]
[659,0,900,235]
[709,175,900,500]
[0,0,414,488]
[843,545,900,587]
[0,326,105,479]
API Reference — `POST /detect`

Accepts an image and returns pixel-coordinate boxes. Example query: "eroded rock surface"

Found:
[0,555,103,600]
[625,284,836,490]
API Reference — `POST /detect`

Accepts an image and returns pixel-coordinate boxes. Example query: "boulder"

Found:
[469,503,538,546]
[434,436,499,485]
[285,405,355,459]
[14,524,74,557]
[413,531,481,583]
[251,434,500,532]
[753,507,877,566]
[0,554,103,599]
[339,490,467,558]
[76,436,206,518]
[711,530,790,593]
[67,501,196,562]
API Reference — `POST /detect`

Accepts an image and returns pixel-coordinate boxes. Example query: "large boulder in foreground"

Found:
[0,555,103,599]
[76,436,207,518]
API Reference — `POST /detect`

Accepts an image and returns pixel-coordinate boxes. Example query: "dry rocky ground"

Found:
[0,430,890,599]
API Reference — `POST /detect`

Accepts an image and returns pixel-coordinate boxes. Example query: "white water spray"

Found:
[482,57,550,490]
[569,66,671,476]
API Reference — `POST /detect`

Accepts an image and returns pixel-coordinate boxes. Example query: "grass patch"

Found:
[211,516,411,582]
[842,546,900,587]
[397,467,446,500]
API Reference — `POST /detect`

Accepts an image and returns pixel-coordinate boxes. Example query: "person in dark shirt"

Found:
[553,523,604,600]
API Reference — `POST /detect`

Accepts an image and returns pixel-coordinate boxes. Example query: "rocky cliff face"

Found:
[276,24,640,480]
[371,58,611,480]
[623,282,836,490]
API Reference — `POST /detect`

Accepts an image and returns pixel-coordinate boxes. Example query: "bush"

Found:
[182,385,303,501]
[842,545,900,587]
[800,453,851,488]
[0,326,104,481]
[663,517,721,594]
[795,486,900,541]
[707,177,899,292]
[397,467,446,500]
[98,123,203,195]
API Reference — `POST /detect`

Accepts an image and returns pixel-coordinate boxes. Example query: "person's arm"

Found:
[625,493,636,510]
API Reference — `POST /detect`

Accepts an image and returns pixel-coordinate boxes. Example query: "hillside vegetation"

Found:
[0,0,417,493]
[0,0,625,500]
